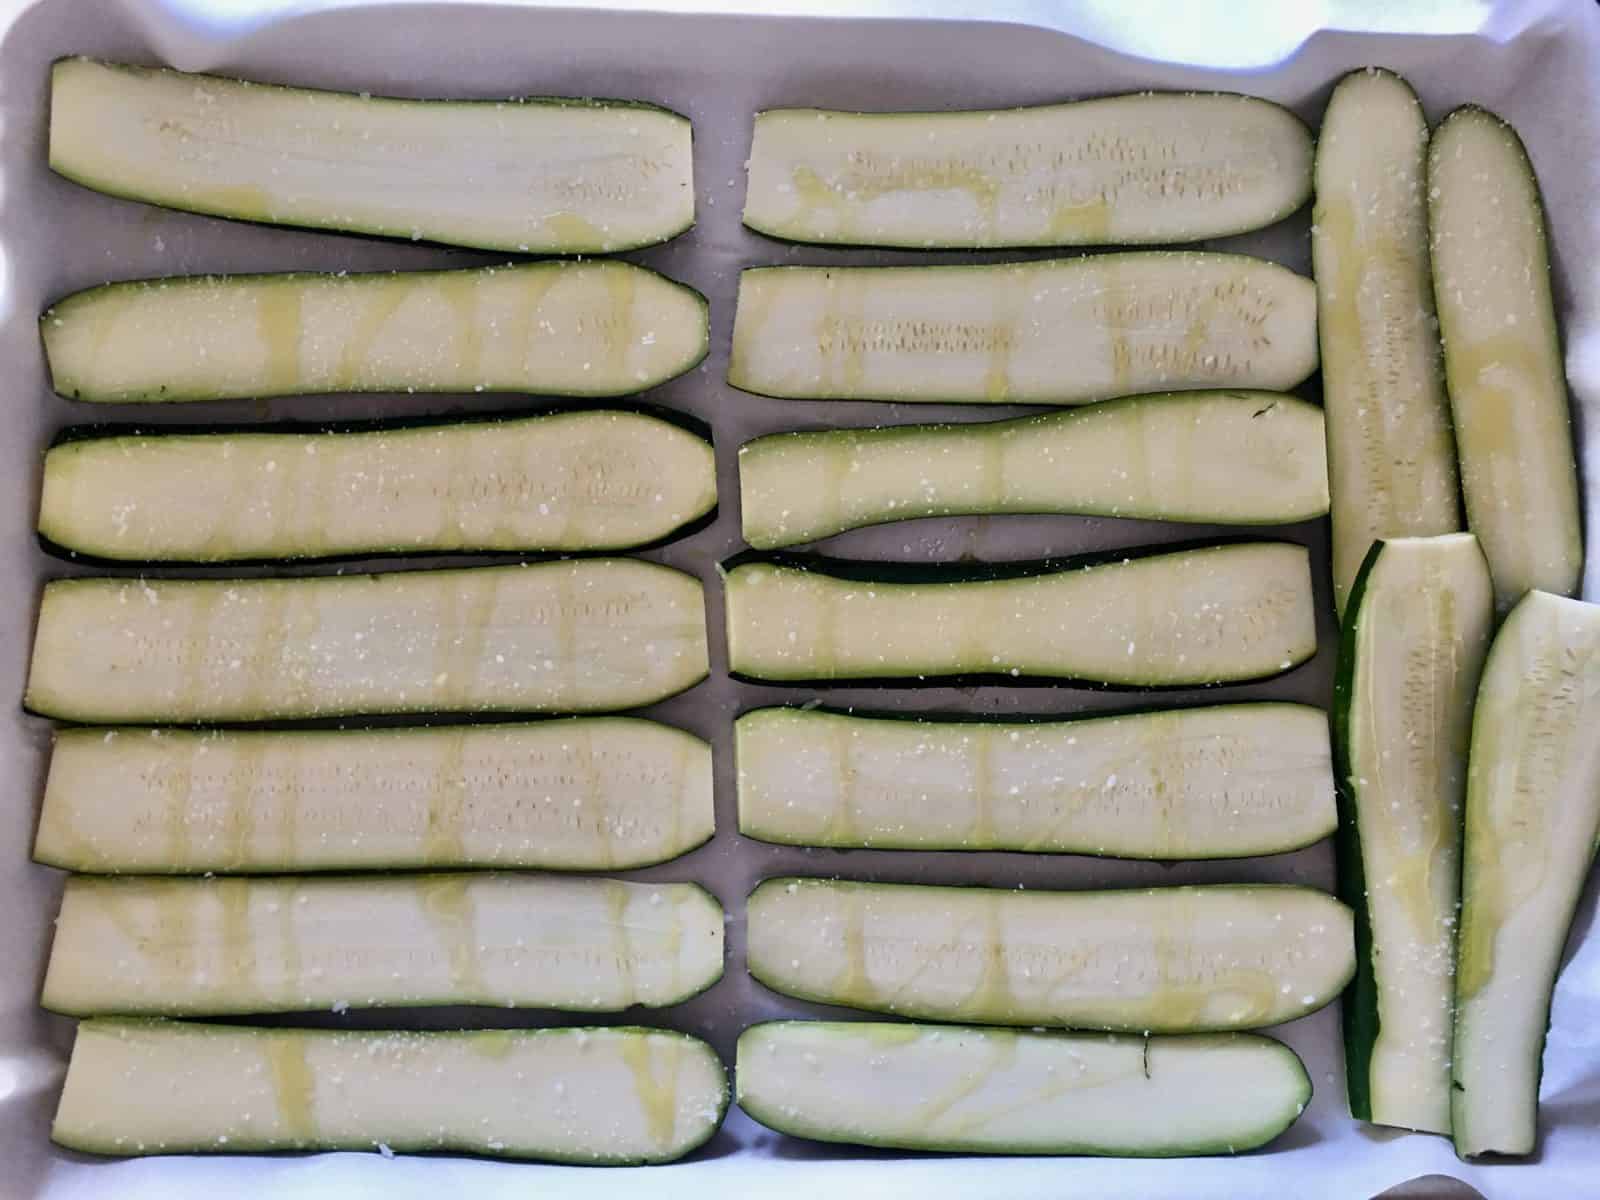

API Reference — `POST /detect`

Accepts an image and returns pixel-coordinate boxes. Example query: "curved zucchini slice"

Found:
[736,703,1335,858]
[41,873,725,1016]
[49,58,695,255]
[1453,591,1600,1157]
[727,253,1318,405]
[56,1019,727,1163]
[24,559,708,723]
[1429,106,1583,609]
[743,93,1311,248]
[40,409,716,562]
[746,877,1354,1032]
[723,542,1316,688]
[42,260,708,404]
[1313,69,1461,618]
[736,1022,1310,1156]
[36,718,713,874]
[1333,534,1493,1133]
[739,390,1328,549]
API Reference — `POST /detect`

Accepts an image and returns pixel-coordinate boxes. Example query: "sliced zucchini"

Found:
[736,703,1335,858]
[1333,534,1494,1133]
[743,93,1311,248]
[39,409,716,562]
[42,260,708,404]
[723,542,1316,688]
[746,877,1354,1032]
[35,718,713,873]
[1453,590,1600,1157]
[55,1018,727,1163]
[1429,106,1583,609]
[727,253,1318,404]
[739,390,1328,549]
[737,1022,1310,1156]
[1313,69,1461,618]
[50,58,695,255]
[41,873,724,1016]
[24,559,708,723]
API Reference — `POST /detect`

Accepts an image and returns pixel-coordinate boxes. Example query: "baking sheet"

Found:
[1,0,1597,1196]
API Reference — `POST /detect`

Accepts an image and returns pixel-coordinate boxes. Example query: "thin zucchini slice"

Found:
[736,703,1335,858]
[41,873,724,1016]
[39,409,717,562]
[42,260,708,404]
[743,93,1311,248]
[1313,69,1461,618]
[36,718,713,873]
[1429,106,1583,609]
[1333,534,1494,1133]
[24,559,708,723]
[739,390,1328,549]
[736,1022,1310,1156]
[55,1018,727,1163]
[50,58,695,255]
[727,253,1318,404]
[723,542,1316,688]
[746,877,1354,1032]
[1453,590,1600,1157]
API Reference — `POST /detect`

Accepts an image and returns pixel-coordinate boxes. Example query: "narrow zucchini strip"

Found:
[736,703,1335,859]
[1333,534,1493,1133]
[1313,69,1461,617]
[727,253,1318,404]
[36,718,713,873]
[743,92,1311,248]
[723,542,1316,688]
[55,1019,727,1163]
[42,260,708,403]
[24,560,708,723]
[1429,106,1583,609]
[50,58,695,254]
[40,409,717,562]
[739,391,1328,549]
[1453,591,1600,1157]
[41,873,725,1016]
[746,878,1354,1032]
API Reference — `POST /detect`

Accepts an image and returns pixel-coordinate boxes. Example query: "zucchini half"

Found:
[722,541,1317,689]
[50,58,695,254]
[746,877,1354,1032]
[743,92,1311,248]
[42,260,708,404]
[42,873,725,1016]
[737,1022,1310,1156]
[728,253,1318,405]
[55,1019,727,1163]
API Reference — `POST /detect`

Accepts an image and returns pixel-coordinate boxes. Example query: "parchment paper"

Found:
[1,1,1596,1196]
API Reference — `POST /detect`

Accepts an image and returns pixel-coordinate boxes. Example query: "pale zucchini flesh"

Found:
[727,253,1318,404]
[723,542,1317,688]
[736,704,1335,859]
[36,718,713,873]
[746,878,1354,1032]
[43,260,708,403]
[24,559,708,723]
[49,58,695,254]
[736,1022,1310,1156]
[1453,591,1600,1157]
[738,390,1328,549]
[1429,106,1583,609]
[40,410,717,562]
[743,92,1311,248]
[1313,69,1461,618]
[1333,534,1493,1134]
[42,873,725,1016]
[55,1019,727,1163]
